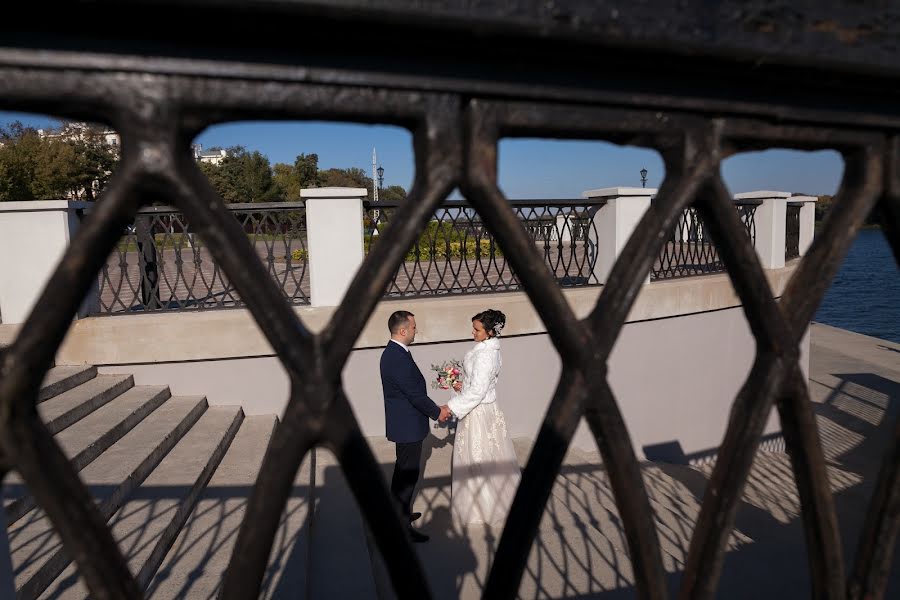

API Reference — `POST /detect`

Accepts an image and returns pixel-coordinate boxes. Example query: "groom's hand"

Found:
[439,405,451,422]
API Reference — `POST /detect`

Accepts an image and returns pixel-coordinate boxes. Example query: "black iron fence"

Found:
[786,203,802,260]
[652,200,758,280]
[2,4,897,600]
[95,197,770,311]
[96,203,309,313]
[365,199,605,296]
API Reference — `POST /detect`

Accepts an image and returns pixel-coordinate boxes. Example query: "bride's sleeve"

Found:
[447,350,494,419]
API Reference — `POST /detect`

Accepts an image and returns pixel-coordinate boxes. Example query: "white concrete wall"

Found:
[0,201,95,324]
[53,266,798,365]
[101,304,799,461]
[85,265,802,461]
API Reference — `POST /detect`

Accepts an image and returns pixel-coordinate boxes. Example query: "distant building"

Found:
[38,122,121,149]
[191,144,229,165]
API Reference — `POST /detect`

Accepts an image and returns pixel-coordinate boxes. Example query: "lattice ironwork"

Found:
[365,199,604,296]
[0,3,898,600]
[653,201,758,280]
[97,203,309,313]
[786,202,802,260]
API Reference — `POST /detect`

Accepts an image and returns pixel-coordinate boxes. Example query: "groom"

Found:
[380,310,450,543]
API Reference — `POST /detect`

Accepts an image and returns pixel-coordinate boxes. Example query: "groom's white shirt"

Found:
[390,339,409,353]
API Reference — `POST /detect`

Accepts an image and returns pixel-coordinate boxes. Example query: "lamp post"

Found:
[640,168,648,188]
[373,165,385,236]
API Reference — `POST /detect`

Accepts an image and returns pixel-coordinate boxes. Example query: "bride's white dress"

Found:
[447,337,521,526]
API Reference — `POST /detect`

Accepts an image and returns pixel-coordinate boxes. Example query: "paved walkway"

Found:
[343,322,898,599]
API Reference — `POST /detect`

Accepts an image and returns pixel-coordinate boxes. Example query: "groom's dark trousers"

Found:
[380,340,441,518]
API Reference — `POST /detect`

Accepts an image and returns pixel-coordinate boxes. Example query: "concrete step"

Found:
[39,406,244,599]
[147,416,286,599]
[10,396,208,599]
[4,386,172,524]
[38,375,134,435]
[38,366,97,403]
[308,448,379,600]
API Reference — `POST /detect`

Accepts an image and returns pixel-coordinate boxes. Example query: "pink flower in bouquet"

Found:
[431,359,463,391]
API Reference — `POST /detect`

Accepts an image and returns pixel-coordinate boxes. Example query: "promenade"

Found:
[325,322,898,599]
[2,324,895,598]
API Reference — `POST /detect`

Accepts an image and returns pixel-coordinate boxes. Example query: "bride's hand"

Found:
[452,381,462,392]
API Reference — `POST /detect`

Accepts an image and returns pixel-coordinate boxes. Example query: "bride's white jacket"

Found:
[448,336,501,419]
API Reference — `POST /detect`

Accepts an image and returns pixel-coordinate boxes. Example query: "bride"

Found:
[447,309,521,526]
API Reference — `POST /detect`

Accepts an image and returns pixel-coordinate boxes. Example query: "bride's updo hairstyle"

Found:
[473,309,507,337]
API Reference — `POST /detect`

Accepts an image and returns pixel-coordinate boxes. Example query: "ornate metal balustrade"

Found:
[0,3,898,600]
[653,200,759,280]
[786,202,802,260]
[365,199,604,296]
[95,203,309,313]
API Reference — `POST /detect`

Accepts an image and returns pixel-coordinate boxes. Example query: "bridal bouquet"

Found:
[430,359,463,391]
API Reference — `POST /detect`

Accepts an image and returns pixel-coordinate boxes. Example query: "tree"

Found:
[0,122,45,201]
[66,124,118,201]
[273,163,302,201]
[294,153,322,188]
[201,145,279,203]
[379,184,407,203]
[319,167,373,197]
[0,121,119,202]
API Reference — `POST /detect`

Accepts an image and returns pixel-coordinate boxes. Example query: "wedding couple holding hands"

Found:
[380,308,521,542]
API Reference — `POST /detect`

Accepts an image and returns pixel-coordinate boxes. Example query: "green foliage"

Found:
[379,184,407,203]
[0,120,411,205]
[366,221,502,260]
[206,145,280,203]
[319,166,372,193]
[290,248,308,261]
[0,121,118,201]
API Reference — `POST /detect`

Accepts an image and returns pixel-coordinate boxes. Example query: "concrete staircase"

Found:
[2,365,310,600]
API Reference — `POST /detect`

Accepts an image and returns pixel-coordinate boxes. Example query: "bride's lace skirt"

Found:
[451,402,521,526]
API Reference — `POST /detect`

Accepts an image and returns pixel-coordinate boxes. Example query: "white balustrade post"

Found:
[0,200,97,324]
[554,214,572,243]
[583,187,655,284]
[301,187,367,307]
[790,195,818,256]
[735,191,790,269]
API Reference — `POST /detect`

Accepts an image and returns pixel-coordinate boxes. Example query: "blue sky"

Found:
[2,112,844,198]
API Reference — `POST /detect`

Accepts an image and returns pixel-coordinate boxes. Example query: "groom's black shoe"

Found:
[408,527,429,543]
[409,512,422,523]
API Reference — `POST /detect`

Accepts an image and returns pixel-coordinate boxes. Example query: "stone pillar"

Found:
[554,214,572,243]
[789,195,818,256]
[0,200,97,324]
[582,187,656,284]
[734,191,790,269]
[301,187,367,307]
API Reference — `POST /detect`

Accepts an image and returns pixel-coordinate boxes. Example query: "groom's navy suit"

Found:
[380,340,441,519]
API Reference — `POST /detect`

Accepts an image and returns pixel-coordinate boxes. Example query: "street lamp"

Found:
[640,168,648,188]
[373,165,385,237]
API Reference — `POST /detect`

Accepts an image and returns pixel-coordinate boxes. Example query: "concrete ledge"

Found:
[27,264,799,366]
[0,200,93,212]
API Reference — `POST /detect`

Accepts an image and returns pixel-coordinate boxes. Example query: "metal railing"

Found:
[786,203,802,260]
[0,3,897,600]
[365,199,604,296]
[97,203,309,313]
[653,200,759,280]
